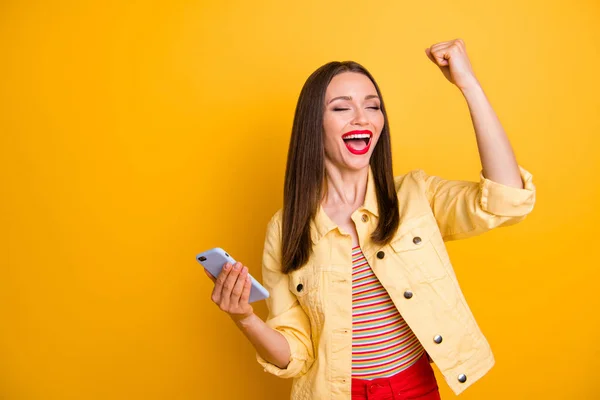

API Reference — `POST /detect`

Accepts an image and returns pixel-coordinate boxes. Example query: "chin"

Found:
[340,155,372,171]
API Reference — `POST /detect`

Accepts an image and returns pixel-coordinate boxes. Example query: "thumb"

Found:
[425,47,449,67]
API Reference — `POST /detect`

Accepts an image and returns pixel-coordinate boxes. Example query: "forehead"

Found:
[325,72,377,99]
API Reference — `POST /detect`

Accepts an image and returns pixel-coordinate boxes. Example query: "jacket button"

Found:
[296,283,303,292]
[434,335,443,344]
[361,214,369,222]
[458,374,467,383]
[413,236,422,245]
[403,290,413,299]
[376,251,385,259]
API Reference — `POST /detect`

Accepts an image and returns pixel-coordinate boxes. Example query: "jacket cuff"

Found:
[256,330,310,379]
[479,165,536,217]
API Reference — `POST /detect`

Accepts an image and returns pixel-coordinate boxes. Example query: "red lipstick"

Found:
[341,130,373,155]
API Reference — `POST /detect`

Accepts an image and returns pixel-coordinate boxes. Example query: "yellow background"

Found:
[1,1,598,399]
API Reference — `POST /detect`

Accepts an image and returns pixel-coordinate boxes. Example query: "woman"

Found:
[204,39,536,399]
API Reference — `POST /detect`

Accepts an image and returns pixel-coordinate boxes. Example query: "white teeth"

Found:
[343,134,371,140]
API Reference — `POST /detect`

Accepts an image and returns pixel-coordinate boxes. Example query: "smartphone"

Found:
[196,247,269,303]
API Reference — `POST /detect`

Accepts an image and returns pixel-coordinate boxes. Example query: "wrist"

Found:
[459,78,483,95]
[232,311,257,328]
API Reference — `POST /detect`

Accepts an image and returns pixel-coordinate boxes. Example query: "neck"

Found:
[322,159,369,208]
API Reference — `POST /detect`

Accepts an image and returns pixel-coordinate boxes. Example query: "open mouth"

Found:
[342,130,372,155]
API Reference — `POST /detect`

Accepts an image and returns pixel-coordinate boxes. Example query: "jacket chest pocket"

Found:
[288,269,324,335]
[389,213,450,283]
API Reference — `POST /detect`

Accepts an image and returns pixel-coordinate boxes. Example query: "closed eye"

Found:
[333,107,380,111]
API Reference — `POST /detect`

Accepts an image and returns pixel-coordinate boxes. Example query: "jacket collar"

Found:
[310,167,380,245]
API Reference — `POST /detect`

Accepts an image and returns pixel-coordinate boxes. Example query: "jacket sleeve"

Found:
[419,165,536,241]
[255,211,315,378]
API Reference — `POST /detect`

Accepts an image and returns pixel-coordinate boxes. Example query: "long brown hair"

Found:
[282,61,399,273]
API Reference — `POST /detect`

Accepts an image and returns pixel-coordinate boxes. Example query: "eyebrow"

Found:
[327,95,380,104]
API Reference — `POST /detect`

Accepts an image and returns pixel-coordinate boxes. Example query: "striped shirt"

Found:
[352,245,425,379]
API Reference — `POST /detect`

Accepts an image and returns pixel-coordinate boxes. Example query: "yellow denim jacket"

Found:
[256,166,536,399]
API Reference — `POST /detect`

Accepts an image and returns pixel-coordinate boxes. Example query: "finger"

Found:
[453,38,465,48]
[425,48,436,64]
[426,48,448,67]
[230,266,248,306]
[220,262,242,310]
[430,41,453,51]
[212,262,232,304]
[431,38,465,52]
[239,273,252,306]
[429,47,451,67]
[204,268,216,283]
[432,41,465,59]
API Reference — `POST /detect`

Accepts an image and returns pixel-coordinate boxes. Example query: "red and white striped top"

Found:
[352,245,425,379]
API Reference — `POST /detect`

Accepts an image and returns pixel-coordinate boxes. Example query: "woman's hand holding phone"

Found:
[204,261,254,323]
[202,259,292,370]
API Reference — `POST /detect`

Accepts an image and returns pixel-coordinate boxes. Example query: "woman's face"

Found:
[322,71,384,172]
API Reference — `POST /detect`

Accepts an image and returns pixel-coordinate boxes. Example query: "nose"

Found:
[351,108,369,126]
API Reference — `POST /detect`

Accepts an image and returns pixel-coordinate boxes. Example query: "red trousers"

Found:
[351,352,441,400]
